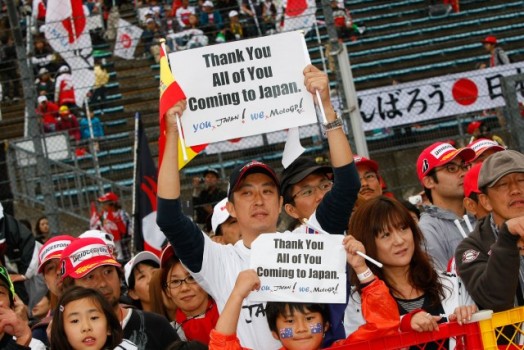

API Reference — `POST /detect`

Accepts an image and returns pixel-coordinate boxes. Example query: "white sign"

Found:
[169,31,317,147]
[358,62,524,131]
[249,233,346,303]
[114,19,144,60]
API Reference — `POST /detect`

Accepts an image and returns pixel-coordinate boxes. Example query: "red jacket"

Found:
[57,113,81,141]
[36,101,59,132]
[208,278,400,350]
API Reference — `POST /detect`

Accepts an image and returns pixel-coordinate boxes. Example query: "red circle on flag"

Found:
[121,33,132,49]
[452,78,478,106]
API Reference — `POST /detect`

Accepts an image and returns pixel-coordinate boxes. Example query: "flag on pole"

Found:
[281,0,317,32]
[45,0,94,107]
[135,117,166,256]
[114,19,144,60]
[158,43,207,170]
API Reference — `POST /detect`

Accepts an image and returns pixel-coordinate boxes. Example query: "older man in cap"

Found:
[456,150,524,312]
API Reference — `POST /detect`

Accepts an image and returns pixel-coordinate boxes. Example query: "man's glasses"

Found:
[436,162,471,174]
[292,180,334,199]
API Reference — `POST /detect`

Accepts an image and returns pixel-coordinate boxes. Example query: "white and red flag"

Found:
[44,0,94,107]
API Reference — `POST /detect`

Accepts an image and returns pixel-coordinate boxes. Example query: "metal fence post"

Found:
[500,73,524,152]
[6,1,60,232]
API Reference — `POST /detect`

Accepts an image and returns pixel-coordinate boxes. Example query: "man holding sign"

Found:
[157,64,359,349]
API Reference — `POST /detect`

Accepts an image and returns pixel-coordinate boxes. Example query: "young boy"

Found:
[208,237,400,349]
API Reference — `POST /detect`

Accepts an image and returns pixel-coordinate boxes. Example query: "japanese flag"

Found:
[281,0,317,33]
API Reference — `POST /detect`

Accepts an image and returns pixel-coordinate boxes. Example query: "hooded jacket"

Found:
[418,205,474,271]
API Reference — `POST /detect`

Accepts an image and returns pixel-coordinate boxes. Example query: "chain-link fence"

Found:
[0,0,523,239]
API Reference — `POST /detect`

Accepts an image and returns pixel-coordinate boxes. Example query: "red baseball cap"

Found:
[98,192,119,203]
[467,121,482,135]
[227,160,279,199]
[482,35,497,45]
[60,237,121,280]
[467,138,505,161]
[416,142,475,182]
[464,163,483,198]
[160,243,178,268]
[38,235,76,273]
[353,155,379,173]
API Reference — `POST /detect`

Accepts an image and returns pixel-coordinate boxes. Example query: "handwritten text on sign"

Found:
[169,31,317,146]
[249,234,346,304]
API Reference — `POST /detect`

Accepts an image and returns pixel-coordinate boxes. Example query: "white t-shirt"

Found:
[193,234,282,350]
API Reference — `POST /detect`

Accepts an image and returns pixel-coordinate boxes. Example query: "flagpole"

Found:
[160,39,189,161]
[130,112,140,255]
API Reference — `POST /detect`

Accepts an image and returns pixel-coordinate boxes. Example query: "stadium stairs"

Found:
[3,0,523,214]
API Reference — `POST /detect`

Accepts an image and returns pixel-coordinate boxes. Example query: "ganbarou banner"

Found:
[358,62,524,131]
[249,233,346,303]
[168,31,317,147]
[114,19,144,60]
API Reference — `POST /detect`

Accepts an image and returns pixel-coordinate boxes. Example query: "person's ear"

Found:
[422,176,436,190]
[127,289,139,301]
[271,331,280,341]
[226,201,237,219]
[479,193,493,212]
[284,203,300,219]
[463,198,478,217]
[324,321,330,333]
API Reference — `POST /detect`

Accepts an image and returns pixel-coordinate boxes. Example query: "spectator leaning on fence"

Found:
[456,150,524,312]
[416,142,476,270]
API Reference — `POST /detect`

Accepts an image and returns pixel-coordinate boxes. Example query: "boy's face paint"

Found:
[279,327,294,339]
[309,322,323,334]
[274,306,326,350]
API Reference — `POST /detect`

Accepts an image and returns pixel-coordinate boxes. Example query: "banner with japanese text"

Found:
[249,233,346,303]
[358,62,524,131]
[168,31,317,147]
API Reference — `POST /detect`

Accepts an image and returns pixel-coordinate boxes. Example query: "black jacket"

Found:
[455,215,521,311]
[0,214,36,276]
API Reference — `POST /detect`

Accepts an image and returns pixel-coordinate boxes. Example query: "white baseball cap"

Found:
[79,230,116,252]
[229,10,238,17]
[124,251,160,287]
[211,198,230,233]
[37,95,47,104]
[203,1,214,7]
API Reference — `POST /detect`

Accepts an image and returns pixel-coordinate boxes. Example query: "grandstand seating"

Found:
[2,0,522,203]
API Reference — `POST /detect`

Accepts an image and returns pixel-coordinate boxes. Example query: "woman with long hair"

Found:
[345,196,477,349]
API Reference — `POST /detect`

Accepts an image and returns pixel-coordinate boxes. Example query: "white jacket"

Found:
[344,272,474,349]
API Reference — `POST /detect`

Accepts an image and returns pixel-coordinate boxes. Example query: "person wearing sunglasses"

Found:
[0,265,46,349]
[416,142,476,270]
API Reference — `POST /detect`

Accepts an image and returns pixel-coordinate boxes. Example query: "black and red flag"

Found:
[134,115,166,256]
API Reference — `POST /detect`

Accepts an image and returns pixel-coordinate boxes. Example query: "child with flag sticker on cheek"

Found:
[208,238,400,350]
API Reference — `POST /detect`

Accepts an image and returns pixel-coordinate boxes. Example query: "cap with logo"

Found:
[280,157,332,200]
[124,251,160,287]
[79,230,116,254]
[353,155,379,173]
[464,163,483,198]
[416,142,475,182]
[227,160,279,198]
[478,150,524,189]
[467,138,505,161]
[60,237,120,280]
[211,197,230,233]
[38,235,76,273]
